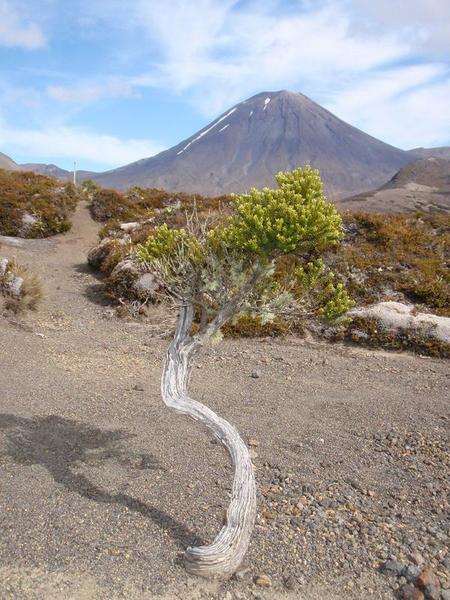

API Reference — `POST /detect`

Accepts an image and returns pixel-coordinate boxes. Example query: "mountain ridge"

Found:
[90,90,412,198]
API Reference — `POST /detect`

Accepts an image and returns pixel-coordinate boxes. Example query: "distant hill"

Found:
[337,157,450,213]
[20,163,96,183]
[91,90,412,199]
[408,147,450,160]
[0,152,19,171]
[20,163,71,180]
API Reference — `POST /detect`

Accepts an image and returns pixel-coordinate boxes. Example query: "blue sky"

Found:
[0,0,449,171]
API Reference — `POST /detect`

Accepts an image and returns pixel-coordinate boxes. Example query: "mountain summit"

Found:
[92,90,412,198]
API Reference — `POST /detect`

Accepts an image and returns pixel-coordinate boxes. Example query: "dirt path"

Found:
[0,205,448,600]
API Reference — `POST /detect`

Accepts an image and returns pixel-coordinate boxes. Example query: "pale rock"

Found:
[350,301,450,344]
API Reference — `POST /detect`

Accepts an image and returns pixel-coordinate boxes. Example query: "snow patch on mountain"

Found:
[177,107,237,155]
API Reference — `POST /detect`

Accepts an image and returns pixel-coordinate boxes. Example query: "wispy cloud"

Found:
[47,79,134,104]
[0,120,163,168]
[124,1,410,115]
[326,66,450,148]
[0,0,46,49]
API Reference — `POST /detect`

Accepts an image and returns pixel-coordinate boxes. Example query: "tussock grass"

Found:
[0,259,43,313]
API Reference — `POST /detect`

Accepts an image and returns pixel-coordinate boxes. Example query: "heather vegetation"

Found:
[0,169,79,238]
[335,212,449,316]
[89,193,448,311]
[85,180,230,224]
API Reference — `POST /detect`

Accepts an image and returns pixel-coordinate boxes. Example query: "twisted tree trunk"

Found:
[161,303,256,578]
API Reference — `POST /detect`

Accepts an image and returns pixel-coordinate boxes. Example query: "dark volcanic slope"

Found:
[0,151,18,171]
[92,91,412,199]
[337,157,450,213]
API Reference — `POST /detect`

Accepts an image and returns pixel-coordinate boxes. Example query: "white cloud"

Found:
[125,1,409,115]
[348,0,450,56]
[47,79,134,104]
[325,65,450,148]
[0,121,163,168]
[0,0,46,49]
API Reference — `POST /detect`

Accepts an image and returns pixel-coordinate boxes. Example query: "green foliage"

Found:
[137,224,201,263]
[135,168,351,331]
[215,166,343,256]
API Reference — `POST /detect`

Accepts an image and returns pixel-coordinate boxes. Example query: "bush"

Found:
[88,185,231,226]
[0,169,78,237]
[330,212,449,316]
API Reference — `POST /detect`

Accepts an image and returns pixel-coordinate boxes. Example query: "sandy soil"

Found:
[0,203,448,599]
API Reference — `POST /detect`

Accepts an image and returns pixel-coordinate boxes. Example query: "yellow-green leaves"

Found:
[135,168,352,326]
[216,166,343,257]
[136,224,201,263]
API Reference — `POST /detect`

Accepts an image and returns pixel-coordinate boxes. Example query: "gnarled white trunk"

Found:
[161,303,256,578]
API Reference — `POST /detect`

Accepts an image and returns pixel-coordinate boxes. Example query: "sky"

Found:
[0,0,449,172]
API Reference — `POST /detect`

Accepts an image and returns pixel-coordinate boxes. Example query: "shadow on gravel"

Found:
[73,262,112,307]
[0,413,201,548]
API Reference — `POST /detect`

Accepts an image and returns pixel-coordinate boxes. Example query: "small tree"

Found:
[136,167,352,578]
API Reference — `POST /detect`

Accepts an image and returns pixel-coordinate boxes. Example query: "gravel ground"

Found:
[0,204,448,600]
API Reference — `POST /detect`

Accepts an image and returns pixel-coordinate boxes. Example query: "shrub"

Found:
[0,169,78,237]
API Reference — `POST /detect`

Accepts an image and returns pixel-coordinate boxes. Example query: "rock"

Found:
[20,212,38,233]
[232,565,250,581]
[248,438,259,447]
[403,564,421,583]
[440,590,450,600]
[380,559,405,577]
[254,574,272,587]
[397,583,425,600]
[132,272,159,300]
[5,274,23,297]
[349,301,450,344]
[250,370,261,379]
[416,568,441,600]
[119,222,140,232]
[409,551,425,566]
[423,586,441,600]
[284,575,297,590]
[87,237,116,269]
[110,259,139,278]
[0,257,8,277]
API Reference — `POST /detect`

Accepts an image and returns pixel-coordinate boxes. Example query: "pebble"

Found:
[380,559,405,577]
[254,574,272,588]
[403,564,421,583]
[397,583,425,600]
[251,370,261,379]
[284,575,297,590]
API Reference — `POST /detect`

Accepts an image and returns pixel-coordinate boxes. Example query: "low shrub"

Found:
[0,169,78,237]
[88,185,231,227]
[86,198,449,355]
